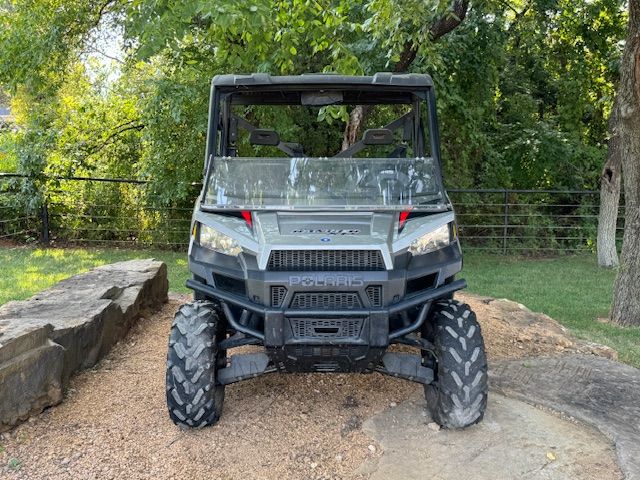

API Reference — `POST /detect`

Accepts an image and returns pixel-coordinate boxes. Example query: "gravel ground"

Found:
[0,293,614,479]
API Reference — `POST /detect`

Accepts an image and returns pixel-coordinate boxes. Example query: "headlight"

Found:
[197,224,242,256]
[409,223,454,255]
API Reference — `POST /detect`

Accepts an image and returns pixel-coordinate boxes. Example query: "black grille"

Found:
[313,361,341,372]
[365,285,382,307]
[290,292,362,310]
[290,318,364,339]
[406,273,438,295]
[267,250,385,271]
[271,286,287,307]
[213,273,246,295]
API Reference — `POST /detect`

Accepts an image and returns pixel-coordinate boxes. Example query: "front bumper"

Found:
[187,278,465,373]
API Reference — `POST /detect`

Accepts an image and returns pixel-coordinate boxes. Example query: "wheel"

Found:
[422,299,488,429]
[166,301,227,428]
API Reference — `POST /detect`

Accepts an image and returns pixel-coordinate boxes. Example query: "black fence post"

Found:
[502,189,509,254]
[40,199,50,244]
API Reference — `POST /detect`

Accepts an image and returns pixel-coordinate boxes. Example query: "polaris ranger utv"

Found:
[166,73,488,429]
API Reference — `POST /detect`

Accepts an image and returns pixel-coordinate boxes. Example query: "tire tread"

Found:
[424,299,488,429]
[166,301,225,428]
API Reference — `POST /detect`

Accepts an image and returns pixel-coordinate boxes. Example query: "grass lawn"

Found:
[1,245,638,367]
[464,254,640,368]
[0,245,190,305]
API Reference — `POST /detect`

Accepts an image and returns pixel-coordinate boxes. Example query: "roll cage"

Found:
[201,73,444,209]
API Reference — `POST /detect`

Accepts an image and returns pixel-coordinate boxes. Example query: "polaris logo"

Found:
[291,228,360,235]
[289,274,364,287]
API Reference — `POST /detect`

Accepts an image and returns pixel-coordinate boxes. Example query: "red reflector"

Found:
[241,210,252,228]
[399,210,411,229]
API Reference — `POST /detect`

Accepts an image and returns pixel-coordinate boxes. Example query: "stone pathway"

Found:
[491,355,640,480]
[358,392,621,480]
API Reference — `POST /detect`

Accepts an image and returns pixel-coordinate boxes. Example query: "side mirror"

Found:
[362,128,393,145]
[250,129,280,146]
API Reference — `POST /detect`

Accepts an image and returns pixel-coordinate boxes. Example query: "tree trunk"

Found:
[341,0,470,148]
[597,105,622,267]
[610,0,640,327]
[341,105,371,151]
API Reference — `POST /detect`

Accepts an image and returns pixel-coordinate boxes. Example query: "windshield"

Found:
[203,86,446,210]
[204,156,444,210]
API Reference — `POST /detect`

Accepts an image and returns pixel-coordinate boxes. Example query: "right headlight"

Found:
[197,223,242,256]
[408,222,456,256]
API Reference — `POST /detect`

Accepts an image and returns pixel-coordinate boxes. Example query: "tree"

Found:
[610,0,640,326]
[341,0,470,149]
[0,0,629,226]
[597,101,622,267]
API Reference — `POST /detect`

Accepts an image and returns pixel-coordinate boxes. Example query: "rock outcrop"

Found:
[461,293,618,361]
[0,259,168,431]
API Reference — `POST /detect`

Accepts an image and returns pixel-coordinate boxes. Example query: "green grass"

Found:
[0,245,189,305]
[463,252,640,368]
[0,245,638,367]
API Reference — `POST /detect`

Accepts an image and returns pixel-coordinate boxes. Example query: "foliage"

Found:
[414,0,626,189]
[0,128,17,171]
[0,0,630,233]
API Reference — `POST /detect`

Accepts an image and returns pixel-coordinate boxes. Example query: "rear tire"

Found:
[166,301,226,428]
[422,299,488,429]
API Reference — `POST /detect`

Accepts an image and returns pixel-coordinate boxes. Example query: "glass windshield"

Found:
[204,156,444,210]
[203,87,445,210]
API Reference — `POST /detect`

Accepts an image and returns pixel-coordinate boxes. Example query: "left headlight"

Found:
[197,223,242,256]
[409,223,455,256]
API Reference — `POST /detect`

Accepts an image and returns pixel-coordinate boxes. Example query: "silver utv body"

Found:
[187,73,466,383]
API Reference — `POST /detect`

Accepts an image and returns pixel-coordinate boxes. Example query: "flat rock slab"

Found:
[0,259,168,431]
[491,355,640,480]
[359,392,621,480]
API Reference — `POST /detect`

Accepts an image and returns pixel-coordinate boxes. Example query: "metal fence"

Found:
[0,173,40,241]
[0,173,625,253]
[449,188,624,254]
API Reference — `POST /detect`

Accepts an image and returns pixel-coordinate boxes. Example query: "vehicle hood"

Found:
[193,209,455,270]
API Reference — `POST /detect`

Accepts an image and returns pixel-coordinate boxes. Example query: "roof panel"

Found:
[212,72,433,88]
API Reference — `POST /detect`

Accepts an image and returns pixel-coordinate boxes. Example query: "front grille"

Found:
[406,273,438,295]
[290,318,364,339]
[365,285,383,307]
[313,361,341,372]
[267,250,385,271]
[290,292,362,310]
[271,286,287,307]
[213,273,246,295]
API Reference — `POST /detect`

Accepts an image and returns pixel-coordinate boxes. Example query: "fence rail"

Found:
[0,174,624,253]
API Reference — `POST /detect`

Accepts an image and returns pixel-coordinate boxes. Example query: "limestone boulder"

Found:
[0,259,168,431]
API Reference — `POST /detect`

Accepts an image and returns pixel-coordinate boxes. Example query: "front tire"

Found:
[166,301,226,428]
[422,299,488,429]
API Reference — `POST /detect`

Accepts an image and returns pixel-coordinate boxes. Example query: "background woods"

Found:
[0,0,627,200]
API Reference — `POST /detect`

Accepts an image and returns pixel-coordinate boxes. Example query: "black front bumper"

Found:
[187,278,466,373]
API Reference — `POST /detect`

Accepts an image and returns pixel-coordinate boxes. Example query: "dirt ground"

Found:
[0,293,617,479]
